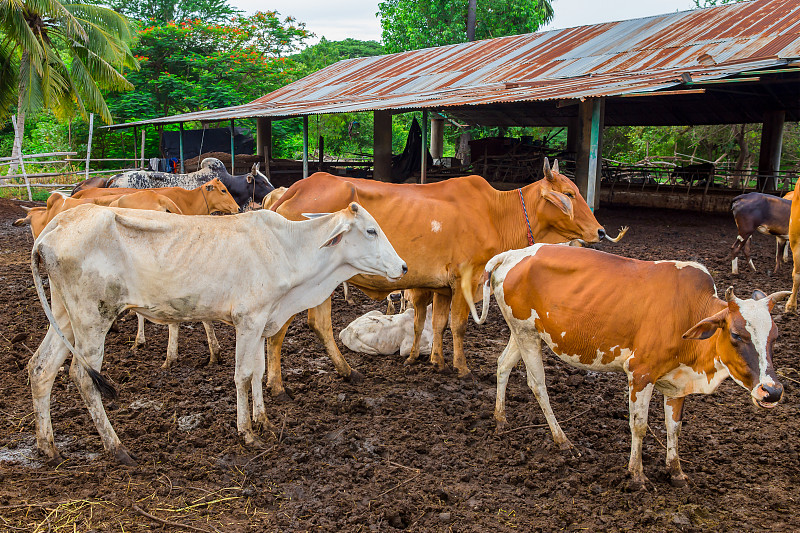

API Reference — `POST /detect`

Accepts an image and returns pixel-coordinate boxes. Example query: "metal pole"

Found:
[132,126,137,169]
[230,119,235,174]
[85,113,94,181]
[303,116,309,178]
[178,123,185,173]
[11,115,32,201]
[140,128,146,169]
[420,109,428,184]
[586,99,601,211]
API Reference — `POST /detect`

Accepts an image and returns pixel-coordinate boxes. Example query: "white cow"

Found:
[339,306,433,357]
[29,203,406,466]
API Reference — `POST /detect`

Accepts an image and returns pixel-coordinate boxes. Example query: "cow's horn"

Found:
[543,157,554,181]
[725,286,736,302]
[766,291,792,303]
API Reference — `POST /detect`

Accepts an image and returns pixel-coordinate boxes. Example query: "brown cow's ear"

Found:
[541,189,574,220]
[682,309,728,340]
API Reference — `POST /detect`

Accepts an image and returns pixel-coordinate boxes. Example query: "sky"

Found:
[232,0,700,44]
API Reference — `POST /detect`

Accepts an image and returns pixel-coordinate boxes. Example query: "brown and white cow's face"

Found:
[533,158,606,245]
[683,288,789,408]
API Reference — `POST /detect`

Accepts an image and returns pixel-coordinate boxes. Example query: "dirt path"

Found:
[0,198,798,531]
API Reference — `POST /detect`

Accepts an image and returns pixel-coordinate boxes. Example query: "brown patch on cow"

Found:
[666,397,684,422]
[502,257,536,321]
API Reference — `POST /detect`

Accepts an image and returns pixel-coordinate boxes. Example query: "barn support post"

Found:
[139,128,146,169]
[256,117,272,169]
[757,109,785,192]
[574,98,605,211]
[430,117,444,160]
[318,136,325,171]
[230,119,236,174]
[566,116,579,156]
[373,110,392,181]
[302,116,309,179]
[179,123,185,173]
[420,109,428,184]
[85,113,94,180]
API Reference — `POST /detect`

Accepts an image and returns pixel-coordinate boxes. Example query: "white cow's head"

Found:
[309,203,407,282]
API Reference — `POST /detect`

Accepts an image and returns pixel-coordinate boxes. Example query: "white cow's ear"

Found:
[302,212,330,219]
[541,189,574,220]
[320,222,351,248]
[682,309,727,340]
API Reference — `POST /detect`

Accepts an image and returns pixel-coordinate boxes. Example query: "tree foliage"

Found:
[106,0,240,25]
[0,0,138,124]
[378,0,554,53]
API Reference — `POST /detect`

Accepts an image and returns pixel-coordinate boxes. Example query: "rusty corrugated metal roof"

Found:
[106,0,800,129]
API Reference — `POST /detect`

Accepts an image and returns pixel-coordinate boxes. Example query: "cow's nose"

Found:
[401,264,408,275]
[761,382,783,403]
[598,228,606,240]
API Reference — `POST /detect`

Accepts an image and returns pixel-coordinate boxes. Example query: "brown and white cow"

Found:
[466,244,787,488]
[267,159,623,398]
[784,180,800,313]
[729,192,790,274]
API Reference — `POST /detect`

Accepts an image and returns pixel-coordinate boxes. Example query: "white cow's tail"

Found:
[460,262,493,325]
[31,243,118,400]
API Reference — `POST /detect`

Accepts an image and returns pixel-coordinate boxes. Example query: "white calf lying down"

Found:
[340,306,432,357]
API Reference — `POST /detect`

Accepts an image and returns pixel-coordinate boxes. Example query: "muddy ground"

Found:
[0,197,799,532]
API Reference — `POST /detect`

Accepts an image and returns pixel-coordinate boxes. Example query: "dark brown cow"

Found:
[266,159,624,398]
[670,162,715,186]
[466,244,787,488]
[729,192,790,274]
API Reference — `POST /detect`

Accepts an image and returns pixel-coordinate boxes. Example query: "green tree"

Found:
[106,0,240,25]
[1,0,137,173]
[378,0,554,53]
[293,37,383,74]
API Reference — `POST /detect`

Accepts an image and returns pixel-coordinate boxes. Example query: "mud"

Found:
[0,198,799,531]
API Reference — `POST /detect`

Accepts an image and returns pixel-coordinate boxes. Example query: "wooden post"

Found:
[566,116,579,156]
[302,116,309,179]
[230,119,236,174]
[757,110,785,192]
[256,117,272,168]
[574,98,604,211]
[11,115,32,201]
[373,110,392,181]
[179,123,185,173]
[318,136,324,171]
[140,128,146,169]
[420,109,428,184]
[85,113,94,181]
[430,117,444,160]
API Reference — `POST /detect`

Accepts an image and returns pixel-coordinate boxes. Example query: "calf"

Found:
[729,192,790,274]
[30,203,406,465]
[466,244,787,488]
[339,306,433,357]
[670,162,714,186]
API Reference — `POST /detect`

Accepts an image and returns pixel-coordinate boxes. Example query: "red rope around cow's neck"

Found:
[517,188,534,246]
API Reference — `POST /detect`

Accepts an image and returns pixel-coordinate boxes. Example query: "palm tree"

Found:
[0,0,137,172]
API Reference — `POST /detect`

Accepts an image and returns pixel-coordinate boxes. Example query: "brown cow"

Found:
[73,178,239,216]
[728,192,790,274]
[466,244,788,488]
[266,159,624,398]
[784,180,800,313]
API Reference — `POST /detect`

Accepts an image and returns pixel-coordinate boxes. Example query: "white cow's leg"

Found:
[30,288,73,464]
[308,297,362,383]
[234,325,266,446]
[70,327,135,465]
[403,289,433,366]
[626,381,655,489]
[494,337,522,431]
[133,313,146,349]
[249,336,273,433]
[203,322,221,364]
[518,335,572,449]
[664,396,688,487]
[266,316,294,400]
[342,282,355,305]
[783,240,791,263]
[162,323,180,369]
[731,257,739,275]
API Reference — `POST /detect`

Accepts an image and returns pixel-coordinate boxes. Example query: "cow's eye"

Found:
[731,332,742,342]
[564,191,575,198]
[367,228,377,236]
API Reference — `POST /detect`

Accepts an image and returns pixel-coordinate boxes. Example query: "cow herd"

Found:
[17,157,799,490]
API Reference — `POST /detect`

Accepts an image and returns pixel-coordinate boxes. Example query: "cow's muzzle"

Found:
[754,382,783,408]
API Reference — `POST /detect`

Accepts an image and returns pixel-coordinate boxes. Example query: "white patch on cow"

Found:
[654,260,711,276]
[431,220,442,233]
[737,298,776,392]
[656,361,729,396]
[561,331,566,338]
